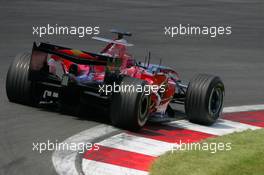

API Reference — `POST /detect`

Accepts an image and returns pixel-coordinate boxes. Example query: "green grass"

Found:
[150,129,264,175]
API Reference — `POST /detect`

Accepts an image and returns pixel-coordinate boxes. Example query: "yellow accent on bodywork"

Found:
[71,49,84,56]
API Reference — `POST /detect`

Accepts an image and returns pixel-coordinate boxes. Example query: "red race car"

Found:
[6,29,225,130]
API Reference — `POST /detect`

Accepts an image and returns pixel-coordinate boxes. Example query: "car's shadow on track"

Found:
[37,103,187,131]
[37,103,111,124]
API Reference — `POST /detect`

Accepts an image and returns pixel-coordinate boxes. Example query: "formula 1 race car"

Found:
[6,29,224,130]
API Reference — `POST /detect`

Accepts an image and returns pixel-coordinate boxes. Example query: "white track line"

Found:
[99,133,174,157]
[52,124,119,175]
[169,119,260,136]
[223,104,264,113]
[82,159,148,175]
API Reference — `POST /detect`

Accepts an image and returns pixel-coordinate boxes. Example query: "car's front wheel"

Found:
[185,74,224,125]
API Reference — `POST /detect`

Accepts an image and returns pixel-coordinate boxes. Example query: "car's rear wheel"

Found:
[110,76,150,130]
[185,74,224,125]
[6,52,39,105]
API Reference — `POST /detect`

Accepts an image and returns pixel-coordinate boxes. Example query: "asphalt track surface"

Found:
[0,0,263,175]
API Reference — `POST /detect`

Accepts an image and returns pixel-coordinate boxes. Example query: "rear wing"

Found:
[30,42,121,72]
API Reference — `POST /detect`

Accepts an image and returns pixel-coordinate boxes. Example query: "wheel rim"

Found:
[138,95,149,126]
[208,86,223,117]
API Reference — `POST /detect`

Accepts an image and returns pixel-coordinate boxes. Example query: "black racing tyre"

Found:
[6,52,39,105]
[110,76,150,130]
[185,74,224,125]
